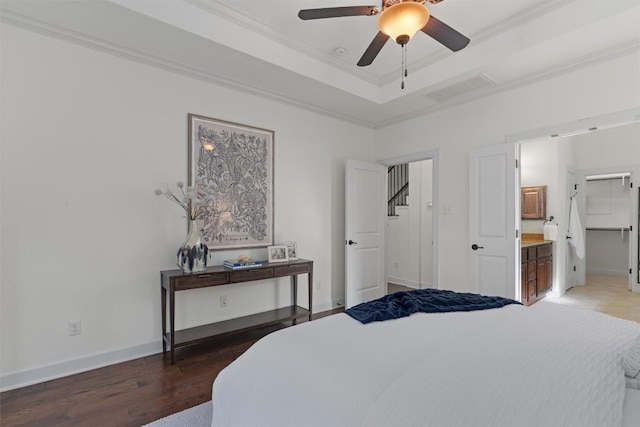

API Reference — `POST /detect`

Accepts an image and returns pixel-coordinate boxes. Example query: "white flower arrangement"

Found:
[155,181,210,220]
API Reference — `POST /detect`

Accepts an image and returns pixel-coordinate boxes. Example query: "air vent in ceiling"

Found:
[422,73,496,103]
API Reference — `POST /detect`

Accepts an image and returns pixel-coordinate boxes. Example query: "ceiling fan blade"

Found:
[357,32,389,66]
[421,15,470,52]
[298,6,378,20]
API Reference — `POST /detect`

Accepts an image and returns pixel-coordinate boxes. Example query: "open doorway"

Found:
[379,150,439,293]
[518,120,640,302]
[583,172,633,283]
[386,159,434,293]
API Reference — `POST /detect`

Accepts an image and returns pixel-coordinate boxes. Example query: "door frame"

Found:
[507,107,640,295]
[379,149,440,289]
[565,169,578,292]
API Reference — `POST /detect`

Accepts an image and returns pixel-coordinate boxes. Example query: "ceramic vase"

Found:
[177,220,209,273]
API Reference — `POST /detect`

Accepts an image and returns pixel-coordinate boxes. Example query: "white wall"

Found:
[0,24,375,389]
[376,52,640,293]
[571,124,640,170]
[520,139,559,234]
[585,229,630,276]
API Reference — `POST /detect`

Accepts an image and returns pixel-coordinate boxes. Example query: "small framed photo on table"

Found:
[268,245,289,263]
[283,241,298,260]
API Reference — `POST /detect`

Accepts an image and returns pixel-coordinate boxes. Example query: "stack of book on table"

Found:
[223,258,262,269]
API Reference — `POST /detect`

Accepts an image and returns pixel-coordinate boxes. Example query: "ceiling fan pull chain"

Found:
[404,44,408,78]
[400,44,406,90]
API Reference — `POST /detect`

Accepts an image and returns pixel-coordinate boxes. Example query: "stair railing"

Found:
[388,163,409,216]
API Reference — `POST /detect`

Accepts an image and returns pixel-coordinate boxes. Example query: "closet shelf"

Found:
[586,227,630,231]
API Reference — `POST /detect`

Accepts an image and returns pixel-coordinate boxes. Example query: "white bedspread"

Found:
[212,302,640,427]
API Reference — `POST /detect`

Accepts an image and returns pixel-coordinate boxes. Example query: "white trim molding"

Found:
[0,341,162,392]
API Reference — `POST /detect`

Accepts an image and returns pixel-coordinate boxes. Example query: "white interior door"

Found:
[566,171,577,290]
[345,159,386,308]
[469,143,518,299]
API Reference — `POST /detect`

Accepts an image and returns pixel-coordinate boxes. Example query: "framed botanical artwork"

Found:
[267,245,289,263]
[188,114,274,250]
[283,241,298,260]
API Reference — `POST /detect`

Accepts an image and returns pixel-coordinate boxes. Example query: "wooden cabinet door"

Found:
[528,279,537,299]
[521,262,528,304]
[521,186,546,219]
[536,259,546,294]
[544,257,553,293]
[536,256,552,295]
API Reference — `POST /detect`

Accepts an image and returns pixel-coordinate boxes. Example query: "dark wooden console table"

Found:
[161,258,313,364]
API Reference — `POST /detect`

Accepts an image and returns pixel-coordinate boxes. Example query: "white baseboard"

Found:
[0,341,161,392]
[314,300,343,313]
[586,268,628,277]
[388,277,433,289]
[1,297,353,392]
[332,298,345,309]
[387,276,419,288]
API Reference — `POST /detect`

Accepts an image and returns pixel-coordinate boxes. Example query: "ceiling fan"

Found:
[298,0,470,72]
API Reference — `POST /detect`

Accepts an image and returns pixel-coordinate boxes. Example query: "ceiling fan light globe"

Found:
[377,2,430,44]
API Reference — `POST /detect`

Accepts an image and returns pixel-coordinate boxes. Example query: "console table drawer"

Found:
[230,268,274,283]
[174,272,229,290]
[274,264,310,277]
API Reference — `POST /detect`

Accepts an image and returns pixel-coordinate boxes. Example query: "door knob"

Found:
[347,240,358,245]
[471,244,484,250]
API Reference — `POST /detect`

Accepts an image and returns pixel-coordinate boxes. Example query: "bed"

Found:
[211,295,640,427]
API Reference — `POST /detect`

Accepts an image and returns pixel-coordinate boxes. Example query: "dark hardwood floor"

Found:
[0,308,343,427]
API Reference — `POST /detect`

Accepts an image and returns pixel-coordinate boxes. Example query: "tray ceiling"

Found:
[1,0,639,127]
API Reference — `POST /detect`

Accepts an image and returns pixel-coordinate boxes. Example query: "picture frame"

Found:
[267,245,289,263]
[283,241,298,260]
[188,114,274,250]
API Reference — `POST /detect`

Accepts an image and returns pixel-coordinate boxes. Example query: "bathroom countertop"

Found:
[521,233,553,248]
[521,239,553,248]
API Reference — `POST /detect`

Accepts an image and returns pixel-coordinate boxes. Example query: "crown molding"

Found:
[0,9,376,129]
[188,0,382,85]
[2,4,635,130]
[377,0,579,85]
[376,40,640,128]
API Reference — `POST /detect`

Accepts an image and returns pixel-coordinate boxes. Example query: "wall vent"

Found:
[422,73,496,103]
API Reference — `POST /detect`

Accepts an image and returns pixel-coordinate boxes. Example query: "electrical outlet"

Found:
[68,320,81,336]
[220,295,228,308]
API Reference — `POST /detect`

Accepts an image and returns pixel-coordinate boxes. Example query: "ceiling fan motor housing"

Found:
[382,0,427,10]
[396,34,410,45]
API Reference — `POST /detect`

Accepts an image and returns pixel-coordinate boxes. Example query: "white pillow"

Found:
[623,335,640,389]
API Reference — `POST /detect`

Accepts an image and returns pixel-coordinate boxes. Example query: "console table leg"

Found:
[291,275,298,325]
[308,268,313,321]
[170,288,176,364]
[161,286,167,355]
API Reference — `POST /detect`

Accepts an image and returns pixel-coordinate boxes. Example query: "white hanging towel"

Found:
[568,197,585,259]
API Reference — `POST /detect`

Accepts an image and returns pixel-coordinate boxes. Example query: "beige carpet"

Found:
[543,274,640,323]
[144,401,211,427]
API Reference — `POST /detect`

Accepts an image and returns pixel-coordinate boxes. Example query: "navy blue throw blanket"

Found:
[345,288,521,324]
